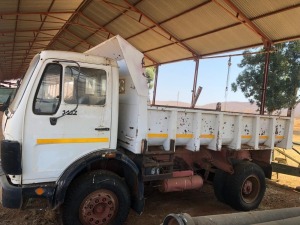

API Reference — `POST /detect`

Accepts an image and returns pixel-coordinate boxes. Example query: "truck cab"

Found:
[2,51,120,184]
[1,36,146,225]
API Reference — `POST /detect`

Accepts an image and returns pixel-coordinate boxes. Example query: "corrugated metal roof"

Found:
[1,0,300,80]
[157,3,238,39]
[186,24,262,56]
[254,9,300,41]
[232,0,300,18]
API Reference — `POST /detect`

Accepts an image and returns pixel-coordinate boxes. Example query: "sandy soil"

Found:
[0,116,299,225]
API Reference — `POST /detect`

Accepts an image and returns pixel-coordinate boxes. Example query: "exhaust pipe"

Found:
[162,207,300,225]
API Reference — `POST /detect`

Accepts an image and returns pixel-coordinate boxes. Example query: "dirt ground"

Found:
[0,117,300,225]
[0,181,299,225]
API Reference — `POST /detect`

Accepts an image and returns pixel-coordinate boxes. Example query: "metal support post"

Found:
[152,65,159,105]
[191,59,200,108]
[260,43,271,115]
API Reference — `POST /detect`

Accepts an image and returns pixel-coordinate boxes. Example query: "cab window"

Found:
[64,66,107,105]
[33,64,62,114]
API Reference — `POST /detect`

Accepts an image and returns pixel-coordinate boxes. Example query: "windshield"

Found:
[9,54,40,112]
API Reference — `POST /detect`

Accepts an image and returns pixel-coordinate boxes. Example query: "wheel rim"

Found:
[79,189,119,225]
[241,175,260,204]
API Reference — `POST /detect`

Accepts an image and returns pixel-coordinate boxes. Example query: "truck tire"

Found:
[213,169,228,203]
[224,161,266,211]
[62,170,130,225]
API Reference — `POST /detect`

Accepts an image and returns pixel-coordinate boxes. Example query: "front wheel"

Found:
[63,170,130,225]
[224,161,266,211]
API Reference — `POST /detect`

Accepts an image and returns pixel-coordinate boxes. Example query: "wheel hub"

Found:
[241,175,260,204]
[79,189,118,225]
[243,180,253,195]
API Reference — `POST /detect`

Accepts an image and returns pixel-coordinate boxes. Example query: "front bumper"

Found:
[0,164,22,208]
[0,140,56,209]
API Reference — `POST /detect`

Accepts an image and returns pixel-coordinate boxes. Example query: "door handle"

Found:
[95,127,110,131]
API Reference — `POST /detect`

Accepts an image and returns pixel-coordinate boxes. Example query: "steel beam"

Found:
[69,13,111,51]
[0,11,75,16]
[152,65,159,105]
[47,0,94,50]
[272,162,300,177]
[8,0,21,74]
[122,0,199,57]
[0,28,60,34]
[78,12,158,65]
[142,1,300,56]
[0,39,52,45]
[15,0,57,78]
[254,3,300,20]
[260,43,271,115]
[126,0,211,40]
[102,0,144,27]
[63,29,95,49]
[0,47,44,52]
[215,0,272,43]
[275,34,300,44]
[145,42,267,67]
[191,59,200,108]
[0,17,64,25]
[103,0,198,58]
[136,2,300,56]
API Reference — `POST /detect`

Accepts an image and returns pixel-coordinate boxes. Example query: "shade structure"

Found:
[1,0,300,80]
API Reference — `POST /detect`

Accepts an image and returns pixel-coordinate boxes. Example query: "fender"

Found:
[53,149,144,214]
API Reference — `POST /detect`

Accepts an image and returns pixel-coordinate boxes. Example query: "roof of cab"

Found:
[39,50,118,67]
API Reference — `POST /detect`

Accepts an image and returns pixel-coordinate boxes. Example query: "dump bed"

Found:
[118,103,293,154]
[85,35,294,155]
[146,106,293,151]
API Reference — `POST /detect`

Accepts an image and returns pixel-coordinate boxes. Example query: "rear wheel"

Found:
[213,169,228,203]
[224,161,266,211]
[63,170,130,225]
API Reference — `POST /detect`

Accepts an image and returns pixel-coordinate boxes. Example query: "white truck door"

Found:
[22,60,112,184]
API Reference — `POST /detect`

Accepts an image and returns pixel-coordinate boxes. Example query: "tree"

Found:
[231,41,300,114]
[145,67,155,89]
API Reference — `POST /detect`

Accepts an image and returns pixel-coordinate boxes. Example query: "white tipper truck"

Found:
[0,35,294,225]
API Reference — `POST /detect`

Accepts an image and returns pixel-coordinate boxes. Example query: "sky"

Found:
[151,51,249,106]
